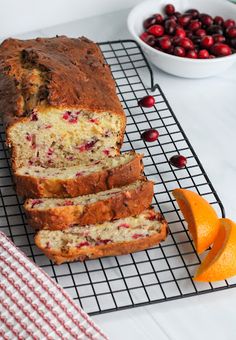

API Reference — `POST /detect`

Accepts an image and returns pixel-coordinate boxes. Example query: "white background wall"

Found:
[1,0,145,38]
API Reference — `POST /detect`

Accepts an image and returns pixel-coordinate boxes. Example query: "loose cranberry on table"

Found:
[138,95,155,108]
[169,155,187,168]
[141,129,159,142]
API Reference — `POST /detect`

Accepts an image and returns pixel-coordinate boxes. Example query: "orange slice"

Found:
[172,188,219,254]
[194,219,236,282]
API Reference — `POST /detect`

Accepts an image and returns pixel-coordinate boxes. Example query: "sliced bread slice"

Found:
[24,179,154,230]
[15,151,144,198]
[35,209,168,264]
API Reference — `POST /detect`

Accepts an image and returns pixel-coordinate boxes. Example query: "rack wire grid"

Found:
[1,39,236,316]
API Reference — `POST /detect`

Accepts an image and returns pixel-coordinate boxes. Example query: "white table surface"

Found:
[9,8,236,340]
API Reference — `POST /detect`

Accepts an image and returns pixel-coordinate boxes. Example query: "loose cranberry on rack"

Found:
[169,155,187,168]
[141,129,159,142]
[138,95,155,108]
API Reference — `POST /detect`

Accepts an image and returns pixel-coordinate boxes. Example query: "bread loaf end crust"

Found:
[1,36,126,170]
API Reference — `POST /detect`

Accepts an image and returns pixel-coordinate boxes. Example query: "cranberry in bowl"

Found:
[127,0,236,78]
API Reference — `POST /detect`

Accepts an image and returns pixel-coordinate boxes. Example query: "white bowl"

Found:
[127,0,236,78]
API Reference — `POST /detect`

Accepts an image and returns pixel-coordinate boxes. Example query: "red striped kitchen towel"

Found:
[0,231,108,340]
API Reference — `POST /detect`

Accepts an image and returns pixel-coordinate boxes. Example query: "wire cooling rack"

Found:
[1,40,236,316]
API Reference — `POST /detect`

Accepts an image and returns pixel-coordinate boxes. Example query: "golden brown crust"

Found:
[1,36,126,171]
[0,36,125,119]
[24,180,154,230]
[35,215,168,265]
[15,153,144,198]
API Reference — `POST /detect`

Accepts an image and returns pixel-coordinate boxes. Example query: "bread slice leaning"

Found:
[14,151,143,198]
[35,209,168,264]
[24,179,154,230]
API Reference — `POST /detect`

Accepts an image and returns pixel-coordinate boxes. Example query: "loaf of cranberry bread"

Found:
[24,179,154,230]
[0,36,126,171]
[15,151,143,198]
[35,209,168,264]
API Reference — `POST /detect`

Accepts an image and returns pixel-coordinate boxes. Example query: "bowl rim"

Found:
[127,0,236,63]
